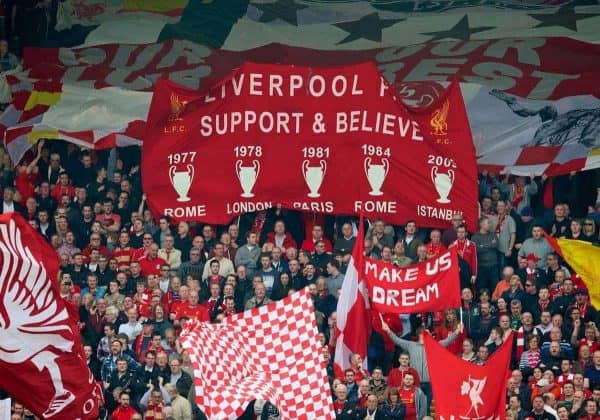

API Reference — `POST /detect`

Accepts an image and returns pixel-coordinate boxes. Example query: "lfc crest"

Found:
[430,99,449,136]
[165,93,187,133]
[169,93,188,122]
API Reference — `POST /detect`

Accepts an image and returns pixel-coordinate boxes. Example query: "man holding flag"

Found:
[381,319,463,414]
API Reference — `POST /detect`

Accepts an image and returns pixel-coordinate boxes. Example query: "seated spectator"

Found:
[334,222,356,255]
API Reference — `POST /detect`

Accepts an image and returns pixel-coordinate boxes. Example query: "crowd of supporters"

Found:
[0,135,598,420]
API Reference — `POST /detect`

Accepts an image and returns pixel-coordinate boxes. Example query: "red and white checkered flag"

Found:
[180,288,335,419]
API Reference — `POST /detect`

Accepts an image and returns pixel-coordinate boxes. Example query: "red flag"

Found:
[364,248,461,313]
[334,215,371,377]
[0,213,100,419]
[424,331,513,420]
[180,289,334,419]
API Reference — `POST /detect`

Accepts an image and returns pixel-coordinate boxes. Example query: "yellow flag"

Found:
[556,239,600,308]
[24,90,61,111]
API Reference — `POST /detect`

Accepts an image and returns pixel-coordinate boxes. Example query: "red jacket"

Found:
[51,184,76,201]
[138,255,167,276]
[449,239,477,276]
[265,231,297,250]
[111,405,138,420]
[175,302,210,322]
[300,237,333,253]
[387,367,421,389]
[15,171,38,204]
[82,245,111,262]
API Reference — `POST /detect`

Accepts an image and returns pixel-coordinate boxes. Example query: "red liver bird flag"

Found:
[180,288,334,419]
[334,216,371,378]
[424,331,513,420]
[0,213,100,419]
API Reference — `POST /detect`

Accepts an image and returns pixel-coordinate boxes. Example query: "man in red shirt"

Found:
[51,171,76,201]
[138,243,167,277]
[15,142,42,205]
[82,234,111,262]
[96,199,122,234]
[112,231,135,270]
[300,225,333,253]
[348,353,370,382]
[265,220,297,253]
[449,224,477,285]
[426,229,447,259]
[399,373,426,420]
[175,290,209,325]
[110,392,138,420]
[387,352,421,389]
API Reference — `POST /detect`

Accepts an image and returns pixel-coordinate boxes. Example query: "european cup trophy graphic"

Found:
[302,160,326,198]
[364,157,389,196]
[431,166,455,204]
[169,165,194,202]
[236,160,260,198]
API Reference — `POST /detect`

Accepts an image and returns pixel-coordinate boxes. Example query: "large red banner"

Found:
[364,249,461,313]
[24,37,600,100]
[142,62,478,228]
[0,213,100,419]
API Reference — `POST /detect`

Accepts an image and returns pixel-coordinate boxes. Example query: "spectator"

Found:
[0,40,19,72]
[472,217,500,292]
[158,234,182,270]
[202,242,234,280]
[265,220,297,252]
[382,387,406,419]
[387,352,421,389]
[300,225,333,253]
[164,383,192,420]
[235,231,261,276]
[400,220,423,261]
[245,281,272,310]
[518,225,553,270]
[110,391,138,420]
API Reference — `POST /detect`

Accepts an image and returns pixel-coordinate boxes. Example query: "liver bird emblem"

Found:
[0,218,76,417]
[460,375,487,419]
[169,93,188,122]
[430,99,450,136]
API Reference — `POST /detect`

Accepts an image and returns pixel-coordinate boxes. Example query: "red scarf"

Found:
[543,177,554,209]
[495,213,506,235]
[512,184,525,208]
